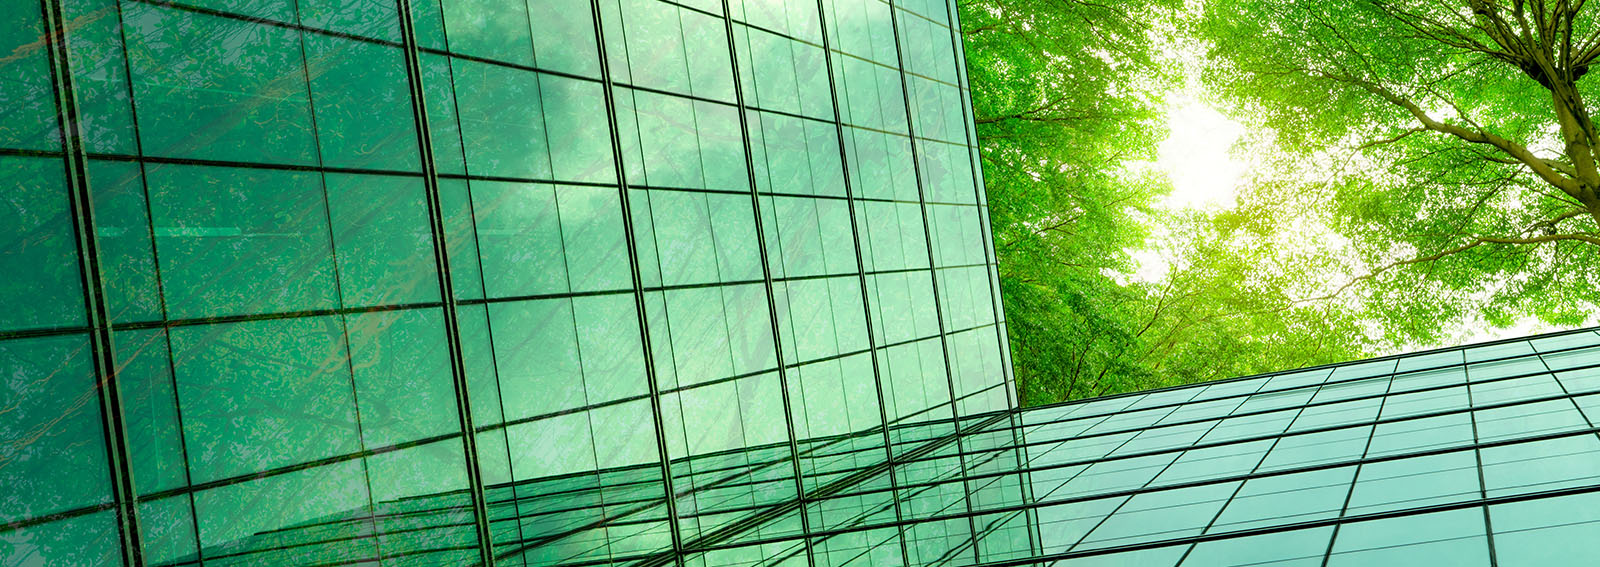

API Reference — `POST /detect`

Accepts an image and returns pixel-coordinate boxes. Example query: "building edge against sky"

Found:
[10,0,1600,564]
[0,0,1016,564]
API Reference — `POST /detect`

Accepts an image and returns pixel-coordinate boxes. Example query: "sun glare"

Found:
[1156,94,1248,210]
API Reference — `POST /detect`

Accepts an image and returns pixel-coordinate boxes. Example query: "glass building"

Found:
[7,0,1600,565]
[0,0,1014,564]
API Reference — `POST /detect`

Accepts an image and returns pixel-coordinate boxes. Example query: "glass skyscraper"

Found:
[0,0,1014,563]
[8,0,1600,565]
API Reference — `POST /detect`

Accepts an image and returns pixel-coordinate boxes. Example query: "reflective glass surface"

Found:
[1,0,1011,564]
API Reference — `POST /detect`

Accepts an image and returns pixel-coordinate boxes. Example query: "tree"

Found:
[1201,0,1600,340]
[960,0,1378,405]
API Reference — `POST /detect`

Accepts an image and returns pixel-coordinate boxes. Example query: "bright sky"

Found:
[1120,91,1250,285]
[1155,94,1248,210]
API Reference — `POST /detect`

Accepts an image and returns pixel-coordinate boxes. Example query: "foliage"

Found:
[961,0,1379,405]
[1200,0,1600,342]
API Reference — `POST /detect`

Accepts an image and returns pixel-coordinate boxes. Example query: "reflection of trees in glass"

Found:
[965,0,1600,405]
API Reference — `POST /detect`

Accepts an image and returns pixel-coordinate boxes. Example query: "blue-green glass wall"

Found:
[0,0,1015,564]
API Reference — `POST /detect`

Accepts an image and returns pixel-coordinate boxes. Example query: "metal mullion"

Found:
[392,0,496,563]
[1317,372,1394,567]
[880,0,983,560]
[35,0,144,562]
[809,0,915,561]
[582,0,688,565]
[716,6,818,566]
[966,478,1600,567]
[1017,327,1600,419]
[1459,370,1501,566]
[937,0,1013,408]
[1172,380,1329,564]
[1061,412,1231,556]
[957,356,1600,464]
[289,1,390,557]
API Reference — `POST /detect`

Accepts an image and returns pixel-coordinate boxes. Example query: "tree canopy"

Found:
[961,0,1600,405]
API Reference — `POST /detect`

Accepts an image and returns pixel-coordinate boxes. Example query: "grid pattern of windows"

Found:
[1012,327,1600,566]
[0,0,1012,564]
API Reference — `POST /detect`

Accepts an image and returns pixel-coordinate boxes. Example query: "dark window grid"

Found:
[889,355,1600,489]
[936,0,1012,394]
[52,0,970,150]
[613,0,966,90]
[291,5,390,558]
[394,0,499,561]
[694,0,847,561]
[473,404,886,563]
[625,359,1600,537]
[0,259,992,338]
[0,0,998,563]
[617,413,1011,567]
[956,462,1600,567]
[1008,339,1598,438]
[39,147,983,210]
[1168,376,1360,564]
[206,536,480,567]
[32,0,146,561]
[437,0,575,558]
[0,147,66,159]
[1451,352,1500,567]
[648,412,1600,563]
[134,358,1587,567]
[869,2,977,565]
[1062,414,1241,554]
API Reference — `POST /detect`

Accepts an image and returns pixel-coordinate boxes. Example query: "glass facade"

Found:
[0,0,1014,564]
[10,0,1600,564]
[1008,327,1600,566]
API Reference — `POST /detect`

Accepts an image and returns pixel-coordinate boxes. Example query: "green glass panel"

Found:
[682,10,734,102]
[347,309,458,448]
[1181,527,1330,567]
[440,0,534,66]
[123,3,316,164]
[440,179,485,300]
[0,156,84,330]
[191,460,372,558]
[299,0,400,40]
[529,0,602,77]
[138,496,198,565]
[325,173,439,307]
[1491,492,1600,566]
[634,90,705,187]
[471,181,568,297]
[421,53,467,175]
[696,100,749,191]
[147,165,338,318]
[451,58,551,179]
[541,75,616,183]
[171,316,359,483]
[619,0,688,93]
[665,287,735,384]
[1326,508,1489,566]
[87,160,162,323]
[491,298,584,419]
[574,293,647,405]
[556,185,630,291]
[303,35,420,171]
[0,334,109,521]
[0,511,123,566]
[115,328,187,493]
[506,410,595,478]
[0,0,59,151]
[651,190,718,285]
[457,304,505,426]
